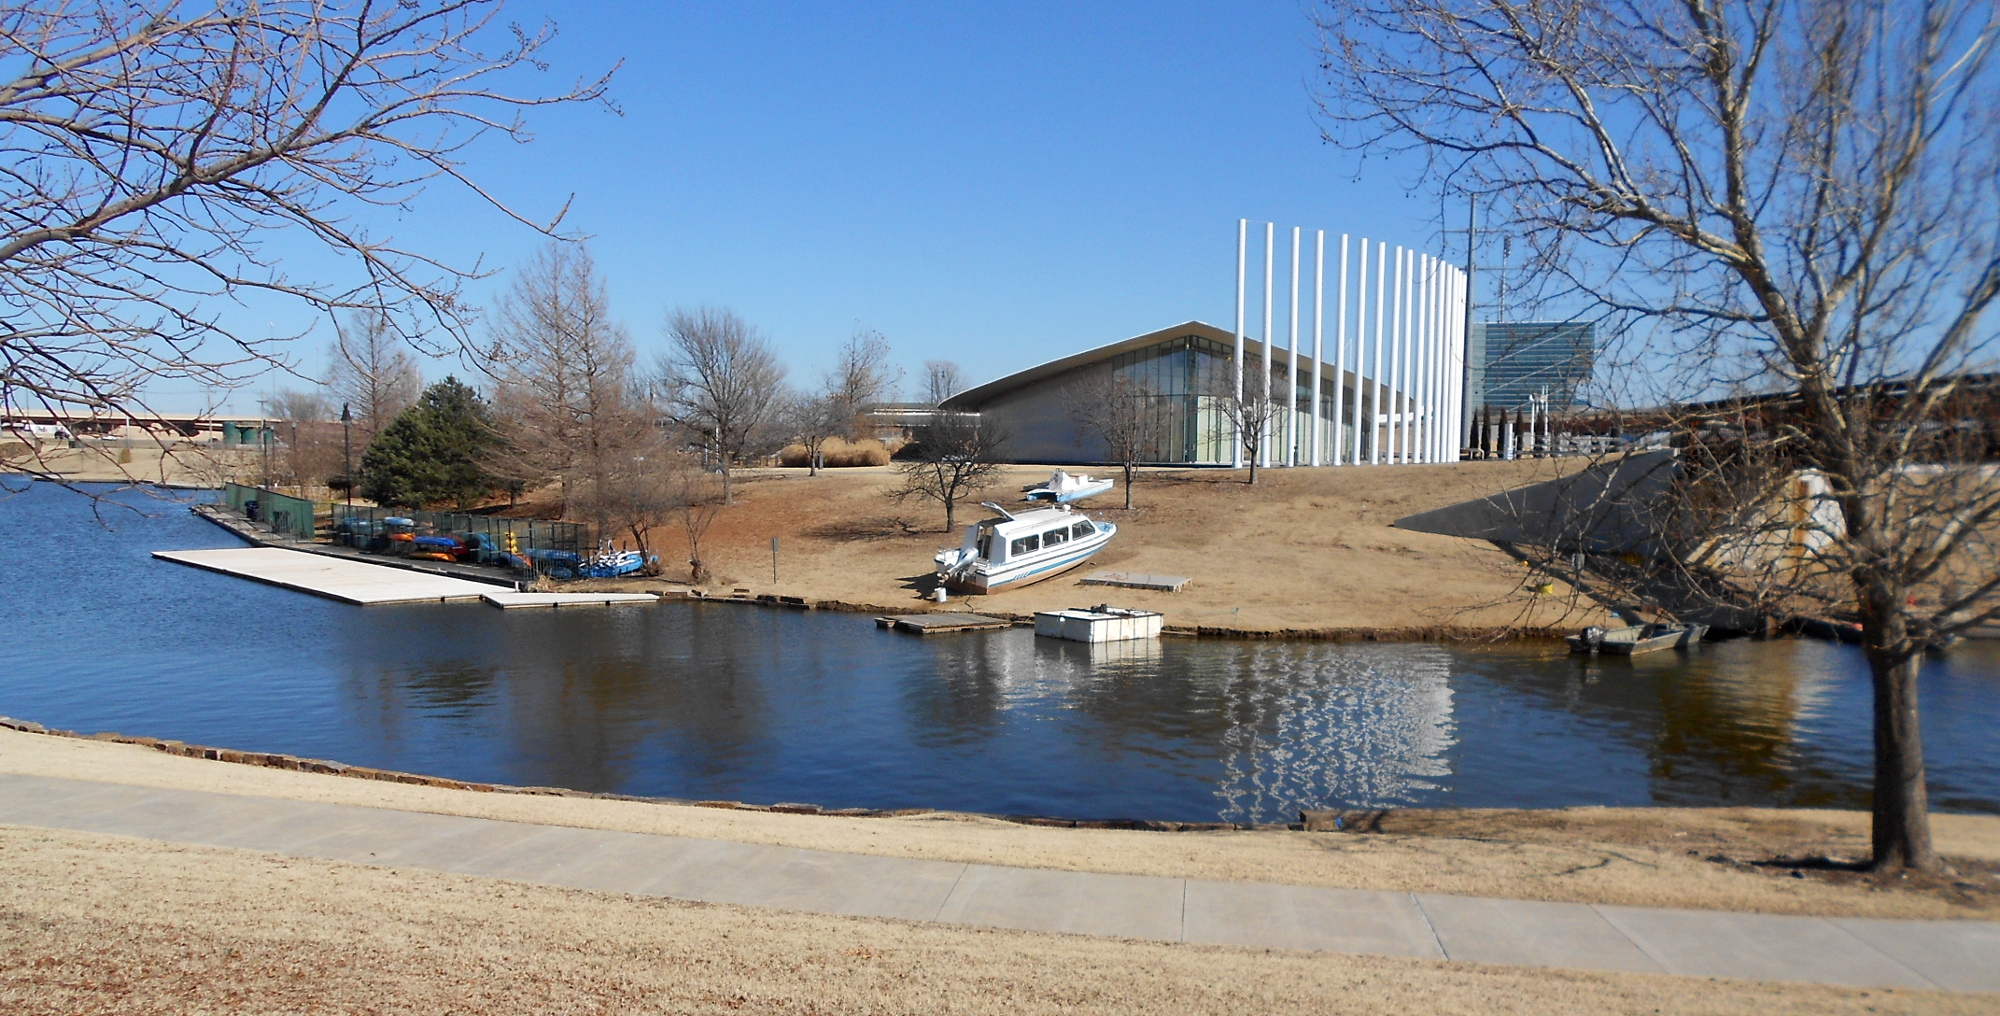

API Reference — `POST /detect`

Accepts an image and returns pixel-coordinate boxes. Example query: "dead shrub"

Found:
[778,436,890,468]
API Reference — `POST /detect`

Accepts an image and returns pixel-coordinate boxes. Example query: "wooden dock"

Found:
[1079,570,1191,593]
[153,547,497,605]
[875,612,1015,635]
[480,591,658,609]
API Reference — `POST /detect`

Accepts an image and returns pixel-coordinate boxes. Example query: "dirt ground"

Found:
[589,461,1614,636]
[7,729,1996,921]
[5,825,1991,1016]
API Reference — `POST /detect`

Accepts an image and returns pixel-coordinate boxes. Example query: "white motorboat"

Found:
[934,502,1116,594]
[1023,469,1114,504]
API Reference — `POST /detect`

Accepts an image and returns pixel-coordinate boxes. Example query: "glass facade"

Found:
[1106,334,1368,464]
[1468,321,1597,411]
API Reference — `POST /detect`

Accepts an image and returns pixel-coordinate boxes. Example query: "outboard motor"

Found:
[1581,625,1606,650]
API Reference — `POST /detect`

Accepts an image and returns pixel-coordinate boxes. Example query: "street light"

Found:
[340,403,353,512]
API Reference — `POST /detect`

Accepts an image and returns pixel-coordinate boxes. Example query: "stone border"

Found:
[0,715,1294,832]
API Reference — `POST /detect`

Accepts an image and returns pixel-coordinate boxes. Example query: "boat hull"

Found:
[945,523,1115,594]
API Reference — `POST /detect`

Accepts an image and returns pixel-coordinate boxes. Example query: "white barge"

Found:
[1033,605,1164,643]
[934,502,1116,594]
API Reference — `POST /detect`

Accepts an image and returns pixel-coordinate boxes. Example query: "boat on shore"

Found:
[1567,622,1709,656]
[1023,470,1114,504]
[934,502,1115,594]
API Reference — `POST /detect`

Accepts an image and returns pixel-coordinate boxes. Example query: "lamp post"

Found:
[340,403,353,512]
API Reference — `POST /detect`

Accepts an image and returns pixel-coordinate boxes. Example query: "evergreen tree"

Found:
[360,377,499,508]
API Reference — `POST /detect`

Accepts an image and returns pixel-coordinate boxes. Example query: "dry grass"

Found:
[590,461,1614,635]
[2,824,1988,1016]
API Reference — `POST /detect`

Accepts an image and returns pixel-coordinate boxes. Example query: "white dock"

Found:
[480,591,658,609]
[152,547,499,605]
[1033,606,1165,643]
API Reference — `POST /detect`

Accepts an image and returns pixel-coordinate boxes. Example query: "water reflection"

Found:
[2,481,1996,824]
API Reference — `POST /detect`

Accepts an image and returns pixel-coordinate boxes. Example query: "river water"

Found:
[2,481,1995,824]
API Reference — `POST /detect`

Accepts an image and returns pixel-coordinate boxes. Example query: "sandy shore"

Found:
[6,728,1995,921]
[584,461,1615,636]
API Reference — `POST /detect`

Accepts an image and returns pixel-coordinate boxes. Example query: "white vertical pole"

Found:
[1420,254,1435,464]
[1351,237,1368,465]
[1233,219,1246,469]
[1371,241,1386,465]
[1332,234,1349,466]
[1389,248,1405,464]
[1311,230,1324,467]
[1449,266,1465,460]
[1411,252,1424,464]
[1261,222,1273,470]
[1287,225,1300,468]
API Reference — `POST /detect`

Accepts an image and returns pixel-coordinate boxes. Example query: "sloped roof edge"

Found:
[942,320,1313,410]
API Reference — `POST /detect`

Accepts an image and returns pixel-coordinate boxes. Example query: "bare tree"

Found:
[826,327,902,438]
[327,310,422,446]
[1207,370,1283,485]
[586,429,680,570]
[777,388,843,475]
[486,242,650,522]
[665,457,726,585]
[888,361,1003,531]
[261,387,339,491]
[1315,0,2000,871]
[922,360,967,407]
[1066,371,1165,509]
[0,2,613,488]
[656,307,787,504]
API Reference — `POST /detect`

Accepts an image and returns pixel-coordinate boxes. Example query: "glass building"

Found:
[1467,321,1597,411]
[941,321,1380,465]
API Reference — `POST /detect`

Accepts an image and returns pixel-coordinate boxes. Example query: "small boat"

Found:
[934,502,1116,594]
[579,541,655,579]
[1567,622,1709,656]
[1023,470,1114,504]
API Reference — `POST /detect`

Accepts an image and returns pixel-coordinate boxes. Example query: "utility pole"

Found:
[340,403,353,512]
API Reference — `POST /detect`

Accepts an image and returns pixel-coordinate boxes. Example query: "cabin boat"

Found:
[1023,470,1114,504]
[934,502,1116,594]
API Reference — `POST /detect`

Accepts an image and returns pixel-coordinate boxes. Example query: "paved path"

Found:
[3,773,1995,992]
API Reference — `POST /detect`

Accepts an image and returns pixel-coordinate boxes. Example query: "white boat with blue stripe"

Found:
[934,502,1116,595]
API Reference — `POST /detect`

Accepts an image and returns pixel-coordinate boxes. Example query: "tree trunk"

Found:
[944,496,955,532]
[1867,649,1937,871]
[1123,462,1133,509]
[1860,588,1938,872]
[1247,456,1259,485]
[721,461,733,505]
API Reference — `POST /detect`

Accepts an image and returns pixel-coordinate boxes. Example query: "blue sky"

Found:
[220,1,1462,412]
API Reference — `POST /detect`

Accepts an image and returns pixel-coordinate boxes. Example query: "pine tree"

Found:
[360,377,499,508]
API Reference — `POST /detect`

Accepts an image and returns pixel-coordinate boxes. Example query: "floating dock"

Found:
[1033,606,1165,643]
[1079,570,1190,593]
[875,613,1014,635]
[480,591,658,609]
[153,547,498,605]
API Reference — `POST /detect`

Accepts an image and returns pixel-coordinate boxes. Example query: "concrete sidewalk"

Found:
[2,772,1994,992]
